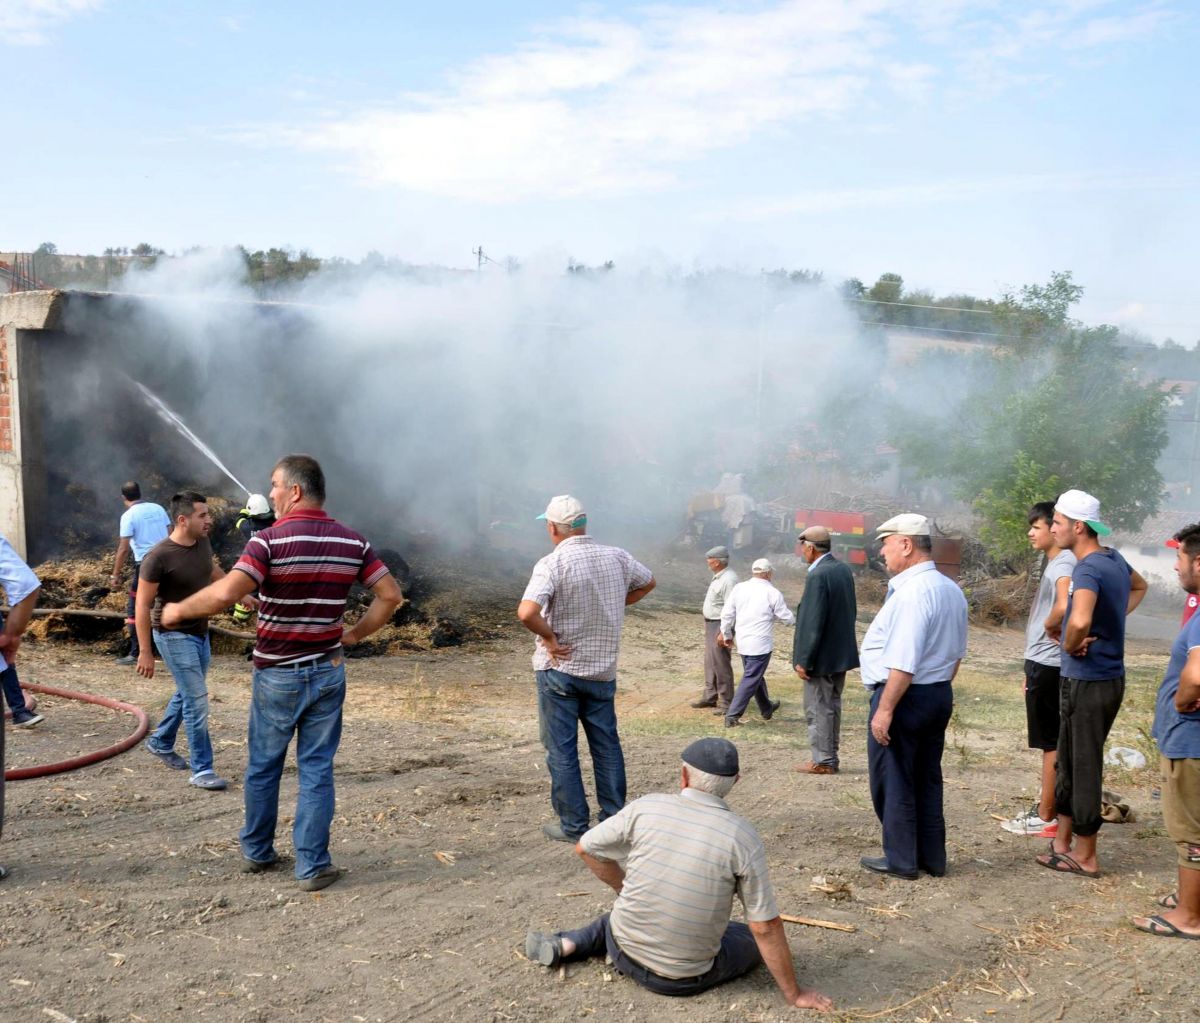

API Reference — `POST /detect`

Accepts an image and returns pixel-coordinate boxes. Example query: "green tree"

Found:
[890,274,1169,566]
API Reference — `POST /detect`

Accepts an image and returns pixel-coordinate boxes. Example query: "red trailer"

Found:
[794,509,869,566]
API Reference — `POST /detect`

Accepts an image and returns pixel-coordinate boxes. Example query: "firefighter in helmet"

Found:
[231,494,275,624]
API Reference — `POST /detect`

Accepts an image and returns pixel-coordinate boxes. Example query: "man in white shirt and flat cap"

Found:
[859,514,967,880]
[719,558,795,728]
[693,545,738,716]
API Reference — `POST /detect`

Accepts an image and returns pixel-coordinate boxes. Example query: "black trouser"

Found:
[867,681,953,876]
[559,913,762,996]
[1055,675,1124,838]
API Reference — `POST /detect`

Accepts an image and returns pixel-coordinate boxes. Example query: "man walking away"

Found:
[792,526,859,775]
[693,546,738,716]
[525,738,833,1012]
[860,514,967,880]
[518,495,655,844]
[1037,489,1146,879]
[720,558,794,728]
[0,534,40,883]
[1131,523,1200,940]
[1002,502,1075,836]
[137,491,230,791]
[110,481,169,665]
[161,455,403,891]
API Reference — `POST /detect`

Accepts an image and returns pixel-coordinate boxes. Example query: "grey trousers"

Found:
[702,619,734,708]
[804,672,846,768]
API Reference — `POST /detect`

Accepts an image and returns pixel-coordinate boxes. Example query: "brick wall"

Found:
[0,324,11,453]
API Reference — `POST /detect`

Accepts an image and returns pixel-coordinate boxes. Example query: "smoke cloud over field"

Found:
[43,250,869,554]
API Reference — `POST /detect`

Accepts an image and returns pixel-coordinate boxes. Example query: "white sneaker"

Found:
[1001,804,1057,836]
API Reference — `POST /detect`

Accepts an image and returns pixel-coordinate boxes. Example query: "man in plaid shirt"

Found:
[518,496,656,843]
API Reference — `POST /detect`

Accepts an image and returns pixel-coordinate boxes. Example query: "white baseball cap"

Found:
[1055,489,1111,536]
[751,557,772,573]
[876,513,930,538]
[536,495,587,527]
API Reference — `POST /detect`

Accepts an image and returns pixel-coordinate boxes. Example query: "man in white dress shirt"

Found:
[693,546,738,715]
[859,514,967,880]
[719,559,795,728]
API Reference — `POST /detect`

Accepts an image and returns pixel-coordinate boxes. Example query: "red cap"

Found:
[1167,538,1181,548]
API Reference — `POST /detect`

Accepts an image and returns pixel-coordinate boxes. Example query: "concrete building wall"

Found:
[0,291,64,559]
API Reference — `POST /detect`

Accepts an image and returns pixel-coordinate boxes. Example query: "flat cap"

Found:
[682,737,739,777]
[705,545,730,560]
[798,525,831,545]
[876,513,930,537]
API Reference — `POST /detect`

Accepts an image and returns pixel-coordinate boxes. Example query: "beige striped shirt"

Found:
[580,788,778,979]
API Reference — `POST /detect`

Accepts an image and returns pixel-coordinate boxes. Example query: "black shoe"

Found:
[690,698,717,709]
[762,699,781,721]
[724,717,740,728]
[115,654,137,665]
[919,863,947,877]
[298,865,342,892]
[524,930,563,967]
[860,855,918,880]
[712,706,728,716]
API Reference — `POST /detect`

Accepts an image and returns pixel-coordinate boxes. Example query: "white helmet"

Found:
[246,493,270,517]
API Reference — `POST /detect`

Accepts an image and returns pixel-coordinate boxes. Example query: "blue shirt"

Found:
[1151,612,1200,759]
[0,534,41,673]
[860,560,968,687]
[119,501,170,562]
[1060,547,1132,681]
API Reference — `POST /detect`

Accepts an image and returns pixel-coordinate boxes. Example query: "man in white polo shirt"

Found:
[525,738,832,1011]
[719,558,795,728]
[860,514,967,881]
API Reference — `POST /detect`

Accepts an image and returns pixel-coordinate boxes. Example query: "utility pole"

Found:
[472,246,484,276]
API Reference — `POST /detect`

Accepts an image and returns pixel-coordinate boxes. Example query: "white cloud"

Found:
[254,0,1179,202]
[717,170,1200,220]
[0,0,103,46]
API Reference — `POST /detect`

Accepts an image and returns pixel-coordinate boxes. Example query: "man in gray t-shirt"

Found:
[1002,502,1076,836]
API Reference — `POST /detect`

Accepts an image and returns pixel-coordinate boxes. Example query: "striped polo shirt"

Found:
[580,788,779,979]
[233,508,388,668]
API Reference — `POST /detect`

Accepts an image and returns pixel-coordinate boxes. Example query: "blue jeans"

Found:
[240,658,346,879]
[536,669,626,838]
[1,664,28,715]
[148,630,214,777]
[560,913,762,996]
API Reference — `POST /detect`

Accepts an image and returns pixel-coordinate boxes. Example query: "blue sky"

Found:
[3,0,1197,340]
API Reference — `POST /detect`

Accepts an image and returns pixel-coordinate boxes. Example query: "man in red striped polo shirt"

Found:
[163,454,403,891]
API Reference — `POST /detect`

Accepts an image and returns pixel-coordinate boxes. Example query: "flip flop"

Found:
[1037,851,1101,878]
[1132,914,1200,940]
[1157,892,1179,910]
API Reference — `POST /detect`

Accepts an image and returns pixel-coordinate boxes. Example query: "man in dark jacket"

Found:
[792,526,859,775]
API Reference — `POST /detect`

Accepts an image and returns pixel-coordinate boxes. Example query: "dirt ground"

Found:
[2,566,1196,1023]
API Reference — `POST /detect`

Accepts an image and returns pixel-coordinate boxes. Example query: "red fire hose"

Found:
[4,682,149,781]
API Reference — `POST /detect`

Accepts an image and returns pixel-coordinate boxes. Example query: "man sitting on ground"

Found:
[525,738,832,1011]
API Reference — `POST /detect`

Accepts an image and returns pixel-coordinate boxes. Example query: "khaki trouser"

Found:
[702,619,734,708]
